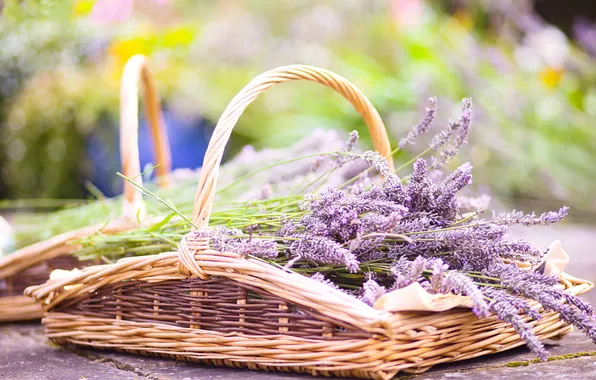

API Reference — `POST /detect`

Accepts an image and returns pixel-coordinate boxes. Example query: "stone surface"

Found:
[0,323,149,380]
[1,224,595,379]
[421,355,596,380]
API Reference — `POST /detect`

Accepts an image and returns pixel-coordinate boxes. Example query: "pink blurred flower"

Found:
[390,0,424,27]
[91,0,168,24]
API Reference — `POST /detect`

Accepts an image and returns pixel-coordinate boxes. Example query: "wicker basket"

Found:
[0,54,171,322]
[26,65,593,379]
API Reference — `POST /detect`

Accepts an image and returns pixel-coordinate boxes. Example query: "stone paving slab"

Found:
[421,355,596,379]
[0,324,147,380]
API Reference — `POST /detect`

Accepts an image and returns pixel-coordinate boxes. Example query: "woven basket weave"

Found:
[0,55,171,322]
[26,65,593,379]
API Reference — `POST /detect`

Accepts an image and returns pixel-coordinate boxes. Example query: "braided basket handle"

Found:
[120,54,172,220]
[191,65,392,228]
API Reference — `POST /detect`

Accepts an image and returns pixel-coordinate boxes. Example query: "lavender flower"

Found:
[429,98,473,169]
[431,162,473,220]
[288,234,360,273]
[557,291,595,315]
[361,278,387,306]
[483,286,548,360]
[344,130,359,152]
[442,271,490,317]
[224,238,279,259]
[429,258,450,293]
[451,97,473,146]
[408,159,433,212]
[451,238,542,271]
[483,287,542,321]
[389,223,509,268]
[300,186,407,242]
[213,228,279,259]
[433,224,508,243]
[195,227,279,259]
[381,175,410,206]
[486,263,596,345]
[332,130,359,167]
[392,255,434,288]
[363,151,392,177]
[393,257,490,318]
[399,97,437,149]
[360,209,407,235]
[428,98,470,151]
[277,220,297,239]
[349,235,386,261]
[487,240,542,262]
[492,207,569,226]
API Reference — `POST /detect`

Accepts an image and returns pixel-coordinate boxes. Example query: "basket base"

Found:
[41,311,575,380]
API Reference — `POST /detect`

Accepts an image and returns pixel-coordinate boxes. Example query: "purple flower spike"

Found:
[399,97,437,149]
[363,151,392,177]
[361,278,387,306]
[430,98,473,169]
[492,206,569,226]
[289,235,360,273]
[483,287,548,360]
[333,130,360,167]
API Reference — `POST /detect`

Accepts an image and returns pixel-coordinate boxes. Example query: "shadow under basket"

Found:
[26,248,593,380]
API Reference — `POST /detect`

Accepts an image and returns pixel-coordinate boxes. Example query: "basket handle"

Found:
[120,54,172,220]
[191,65,392,228]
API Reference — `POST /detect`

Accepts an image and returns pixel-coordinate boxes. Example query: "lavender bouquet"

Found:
[74,97,596,360]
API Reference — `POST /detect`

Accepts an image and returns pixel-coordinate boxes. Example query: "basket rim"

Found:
[0,217,162,279]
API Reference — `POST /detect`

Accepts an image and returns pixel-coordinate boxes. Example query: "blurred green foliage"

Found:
[1,0,596,216]
[0,1,107,198]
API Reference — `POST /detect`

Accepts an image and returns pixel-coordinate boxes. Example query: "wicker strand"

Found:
[177,233,210,280]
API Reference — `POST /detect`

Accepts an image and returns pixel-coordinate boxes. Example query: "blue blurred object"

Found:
[86,108,211,197]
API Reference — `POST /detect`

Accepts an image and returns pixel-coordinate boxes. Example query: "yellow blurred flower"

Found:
[108,36,154,80]
[158,26,194,48]
[72,0,96,17]
[539,67,564,89]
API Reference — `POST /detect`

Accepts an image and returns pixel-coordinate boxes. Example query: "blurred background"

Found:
[0,0,595,221]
